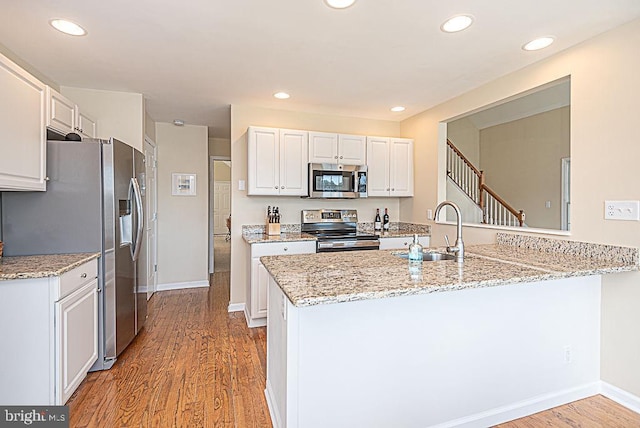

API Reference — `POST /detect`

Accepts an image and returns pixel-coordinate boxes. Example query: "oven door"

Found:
[308,163,367,198]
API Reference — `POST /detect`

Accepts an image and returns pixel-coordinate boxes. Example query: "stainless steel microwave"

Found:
[308,163,367,198]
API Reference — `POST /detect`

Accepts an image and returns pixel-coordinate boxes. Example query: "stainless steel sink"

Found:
[394,252,456,262]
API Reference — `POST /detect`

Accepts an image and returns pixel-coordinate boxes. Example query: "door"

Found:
[248,126,279,195]
[338,134,366,165]
[366,137,390,197]
[133,148,147,333]
[213,181,231,234]
[279,129,308,195]
[390,138,414,196]
[308,131,338,163]
[112,140,136,355]
[144,138,158,299]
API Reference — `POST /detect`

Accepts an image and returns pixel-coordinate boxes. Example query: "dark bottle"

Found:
[383,208,390,231]
[374,209,382,232]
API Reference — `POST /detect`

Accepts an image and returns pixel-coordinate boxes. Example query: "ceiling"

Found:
[1,1,639,139]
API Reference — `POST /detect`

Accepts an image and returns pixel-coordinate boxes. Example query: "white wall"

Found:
[155,123,209,287]
[61,87,145,151]
[401,18,640,397]
[209,137,231,158]
[230,105,401,305]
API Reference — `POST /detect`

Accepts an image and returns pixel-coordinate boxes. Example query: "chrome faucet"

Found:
[434,201,465,263]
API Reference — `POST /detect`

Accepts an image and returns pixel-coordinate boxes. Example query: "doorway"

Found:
[209,157,231,273]
[144,137,158,299]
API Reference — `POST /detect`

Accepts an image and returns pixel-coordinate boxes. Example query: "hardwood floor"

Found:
[66,272,272,428]
[67,272,640,427]
[496,395,640,427]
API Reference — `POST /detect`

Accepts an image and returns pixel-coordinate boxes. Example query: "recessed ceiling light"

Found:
[324,0,356,9]
[522,36,555,51]
[273,92,290,100]
[49,19,87,36]
[440,15,474,33]
[390,106,406,112]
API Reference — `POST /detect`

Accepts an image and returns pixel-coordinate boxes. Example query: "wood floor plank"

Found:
[67,271,639,428]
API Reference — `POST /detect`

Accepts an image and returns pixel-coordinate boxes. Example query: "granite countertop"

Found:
[242,222,431,244]
[261,235,639,307]
[0,253,101,280]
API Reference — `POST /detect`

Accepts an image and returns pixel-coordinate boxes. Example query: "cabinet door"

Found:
[279,129,308,196]
[46,87,75,135]
[390,138,414,197]
[248,126,280,195]
[253,260,270,318]
[366,136,390,197]
[0,53,47,191]
[55,279,98,404]
[76,110,97,138]
[309,131,338,163]
[338,134,366,165]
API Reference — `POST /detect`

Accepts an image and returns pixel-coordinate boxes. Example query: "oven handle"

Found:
[317,240,380,250]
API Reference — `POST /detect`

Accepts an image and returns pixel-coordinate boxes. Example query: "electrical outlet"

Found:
[238,180,246,191]
[604,200,640,220]
[427,209,433,220]
[564,345,572,364]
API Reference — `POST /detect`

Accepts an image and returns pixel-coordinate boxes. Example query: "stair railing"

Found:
[446,139,525,227]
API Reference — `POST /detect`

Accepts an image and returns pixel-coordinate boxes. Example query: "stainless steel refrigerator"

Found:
[1,138,147,371]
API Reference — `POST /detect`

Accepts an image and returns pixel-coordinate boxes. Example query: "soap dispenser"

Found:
[408,234,423,261]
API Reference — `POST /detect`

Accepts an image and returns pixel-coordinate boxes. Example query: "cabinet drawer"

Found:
[379,236,430,250]
[251,241,316,257]
[57,260,98,300]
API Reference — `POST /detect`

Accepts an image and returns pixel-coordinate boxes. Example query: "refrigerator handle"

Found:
[130,177,144,261]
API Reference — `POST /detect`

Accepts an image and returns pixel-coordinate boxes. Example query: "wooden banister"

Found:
[446,139,482,177]
[481,184,525,226]
[447,138,525,227]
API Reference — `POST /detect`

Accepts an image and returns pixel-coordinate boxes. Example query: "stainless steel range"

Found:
[301,209,380,252]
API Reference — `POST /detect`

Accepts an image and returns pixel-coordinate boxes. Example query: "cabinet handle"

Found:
[392,188,395,191]
[284,247,288,251]
[281,186,285,189]
[45,177,50,181]
[339,156,343,159]
[275,186,278,189]
[81,273,87,278]
[404,242,408,246]
[334,156,338,159]
[386,188,390,191]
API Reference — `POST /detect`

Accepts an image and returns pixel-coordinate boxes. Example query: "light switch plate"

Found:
[604,200,640,221]
[238,180,246,191]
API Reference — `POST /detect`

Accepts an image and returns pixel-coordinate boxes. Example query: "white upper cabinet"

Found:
[76,110,97,138]
[0,52,47,191]
[367,137,414,197]
[308,131,337,163]
[46,87,97,138]
[46,87,75,135]
[279,128,309,195]
[247,126,308,196]
[309,132,366,165]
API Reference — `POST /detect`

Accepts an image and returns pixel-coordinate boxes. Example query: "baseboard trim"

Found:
[227,302,245,313]
[156,280,209,291]
[431,382,601,428]
[600,381,640,415]
[265,381,282,428]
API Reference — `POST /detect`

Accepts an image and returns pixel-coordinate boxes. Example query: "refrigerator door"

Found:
[112,139,137,356]
[133,148,148,333]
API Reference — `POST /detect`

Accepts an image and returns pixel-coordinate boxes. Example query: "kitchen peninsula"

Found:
[261,234,638,428]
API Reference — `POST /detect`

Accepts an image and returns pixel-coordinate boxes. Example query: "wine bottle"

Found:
[383,208,390,232]
[374,209,381,233]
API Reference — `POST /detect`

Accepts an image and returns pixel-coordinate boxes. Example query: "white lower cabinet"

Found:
[247,241,315,327]
[0,259,98,405]
[379,236,430,250]
[55,279,99,404]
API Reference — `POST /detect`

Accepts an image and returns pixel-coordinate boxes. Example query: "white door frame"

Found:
[209,155,231,273]
[561,157,571,231]
[145,136,158,298]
